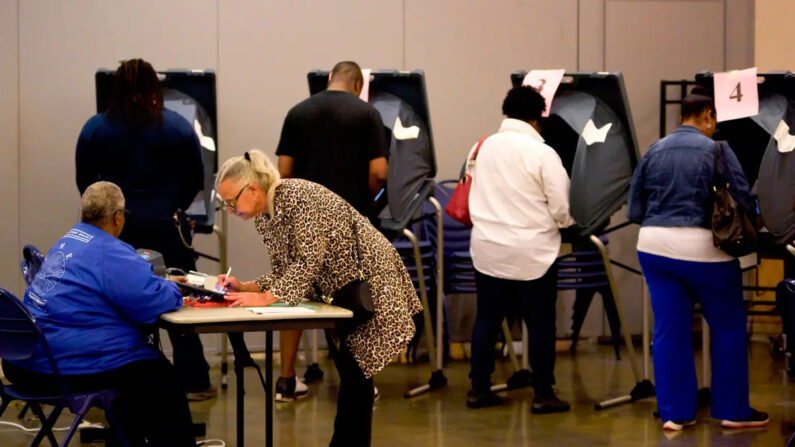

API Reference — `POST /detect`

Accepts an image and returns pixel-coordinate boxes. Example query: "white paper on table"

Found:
[522,69,565,117]
[581,119,612,146]
[248,306,315,315]
[393,116,420,140]
[714,67,759,122]
[774,120,795,153]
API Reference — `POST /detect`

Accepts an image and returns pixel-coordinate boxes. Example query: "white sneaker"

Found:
[662,419,696,431]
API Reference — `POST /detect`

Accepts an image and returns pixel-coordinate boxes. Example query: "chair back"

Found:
[0,288,70,396]
[20,245,45,286]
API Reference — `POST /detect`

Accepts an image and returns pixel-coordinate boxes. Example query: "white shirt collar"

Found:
[498,118,544,142]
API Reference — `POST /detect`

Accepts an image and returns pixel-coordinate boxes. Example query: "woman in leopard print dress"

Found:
[216,150,421,447]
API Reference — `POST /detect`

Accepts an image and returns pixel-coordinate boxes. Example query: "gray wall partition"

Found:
[1,0,754,349]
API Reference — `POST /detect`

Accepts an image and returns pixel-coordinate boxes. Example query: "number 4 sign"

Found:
[522,69,565,117]
[714,67,759,122]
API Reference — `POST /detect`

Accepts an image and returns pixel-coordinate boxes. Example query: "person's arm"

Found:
[540,149,575,228]
[627,155,647,224]
[101,241,183,325]
[177,128,205,211]
[720,142,757,218]
[75,118,101,194]
[278,155,295,178]
[368,157,387,197]
[366,109,389,197]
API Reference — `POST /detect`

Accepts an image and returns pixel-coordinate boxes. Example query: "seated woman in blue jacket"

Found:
[2,181,195,447]
[627,87,767,432]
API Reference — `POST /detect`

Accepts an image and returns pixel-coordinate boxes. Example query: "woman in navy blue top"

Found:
[627,87,767,431]
[74,59,213,399]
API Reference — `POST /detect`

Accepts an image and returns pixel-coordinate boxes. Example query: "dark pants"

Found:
[3,356,195,447]
[121,220,210,392]
[326,331,374,447]
[470,267,558,396]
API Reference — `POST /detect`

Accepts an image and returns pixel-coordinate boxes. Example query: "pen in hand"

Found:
[220,266,232,292]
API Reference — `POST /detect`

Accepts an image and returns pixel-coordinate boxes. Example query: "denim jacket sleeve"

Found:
[626,155,647,224]
[718,141,757,218]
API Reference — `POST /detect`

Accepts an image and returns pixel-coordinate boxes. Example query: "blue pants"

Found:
[638,252,751,422]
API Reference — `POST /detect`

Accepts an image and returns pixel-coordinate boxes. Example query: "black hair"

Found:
[502,86,546,122]
[330,61,363,87]
[106,58,164,127]
[681,85,715,120]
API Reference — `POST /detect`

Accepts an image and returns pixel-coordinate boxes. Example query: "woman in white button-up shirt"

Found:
[467,86,574,414]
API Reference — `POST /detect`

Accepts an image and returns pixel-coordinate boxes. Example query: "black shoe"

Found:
[531,394,570,414]
[466,389,503,409]
[275,376,309,402]
[721,409,770,429]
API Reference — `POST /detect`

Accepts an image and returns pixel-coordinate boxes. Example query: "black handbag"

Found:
[318,211,375,333]
[711,141,757,257]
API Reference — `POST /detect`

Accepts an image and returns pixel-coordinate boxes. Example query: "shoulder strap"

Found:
[469,136,490,161]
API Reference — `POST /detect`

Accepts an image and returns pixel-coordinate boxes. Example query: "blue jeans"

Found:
[638,252,751,422]
[469,267,558,395]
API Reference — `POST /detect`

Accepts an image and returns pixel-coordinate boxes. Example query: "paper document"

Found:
[248,306,315,315]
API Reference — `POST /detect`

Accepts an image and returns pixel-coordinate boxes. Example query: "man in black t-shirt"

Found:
[274,61,388,403]
[276,61,388,218]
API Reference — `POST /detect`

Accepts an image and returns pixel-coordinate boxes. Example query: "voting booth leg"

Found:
[215,207,230,390]
[492,321,533,392]
[405,198,448,398]
[592,235,655,410]
[266,331,274,447]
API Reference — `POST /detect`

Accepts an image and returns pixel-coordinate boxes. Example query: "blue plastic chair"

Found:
[0,288,129,447]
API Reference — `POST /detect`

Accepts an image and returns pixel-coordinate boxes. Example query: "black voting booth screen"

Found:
[695,71,795,245]
[510,72,640,236]
[307,70,437,230]
[95,69,218,234]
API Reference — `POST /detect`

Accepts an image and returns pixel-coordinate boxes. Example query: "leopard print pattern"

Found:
[253,179,422,378]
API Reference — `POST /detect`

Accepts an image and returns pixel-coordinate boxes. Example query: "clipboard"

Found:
[177,271,227,302]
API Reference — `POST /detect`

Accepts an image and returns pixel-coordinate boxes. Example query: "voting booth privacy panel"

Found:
[95,69,218,234]
[511,72,640,237]
[307,70,437,232]
[695,71,795,245]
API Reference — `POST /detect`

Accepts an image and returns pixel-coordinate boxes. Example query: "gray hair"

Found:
[80,181,125,224]
[216,149,281,214]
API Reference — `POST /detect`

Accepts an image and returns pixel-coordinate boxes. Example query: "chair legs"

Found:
[103,407,131,447]
[29,403,61,447]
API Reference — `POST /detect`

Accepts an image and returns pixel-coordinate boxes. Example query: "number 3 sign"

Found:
[714,67,759,122]
[522,69,565,117]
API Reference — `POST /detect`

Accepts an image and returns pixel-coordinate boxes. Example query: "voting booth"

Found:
[95,69,219,234]
[695,71,795,245]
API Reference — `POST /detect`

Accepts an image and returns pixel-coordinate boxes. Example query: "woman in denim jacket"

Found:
[627,87,767,431]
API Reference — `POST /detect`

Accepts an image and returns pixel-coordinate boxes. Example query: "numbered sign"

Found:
[359,68,372,102]
[522,69,565,117]
[714,67,759,122]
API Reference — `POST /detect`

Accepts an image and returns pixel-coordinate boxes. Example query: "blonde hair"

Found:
[81,181,125,224]
[217,149,281,214]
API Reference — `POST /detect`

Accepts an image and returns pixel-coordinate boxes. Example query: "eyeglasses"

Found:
[221,183,250,211]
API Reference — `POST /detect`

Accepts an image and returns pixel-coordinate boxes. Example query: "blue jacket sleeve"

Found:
[101,239,183,325]
[720,142,757,218]
[626,155,647,224]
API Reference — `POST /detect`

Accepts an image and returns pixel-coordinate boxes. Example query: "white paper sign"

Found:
[359,68,372,102]
[522,69,565,117]
[714,67,759,122]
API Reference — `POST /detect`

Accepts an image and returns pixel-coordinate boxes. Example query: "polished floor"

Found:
[2,341,795,446]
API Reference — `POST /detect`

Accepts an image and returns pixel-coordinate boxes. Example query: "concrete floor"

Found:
[2,341,794,447]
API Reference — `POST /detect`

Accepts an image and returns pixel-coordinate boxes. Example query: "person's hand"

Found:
[224,291,278,307]
[168,275,188,284]
[217,274,243,292]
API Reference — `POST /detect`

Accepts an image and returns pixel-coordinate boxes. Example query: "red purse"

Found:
[445,136,488,226]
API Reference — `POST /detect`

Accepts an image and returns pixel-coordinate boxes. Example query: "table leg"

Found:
[236,358,245,447]
[266,330,273,447]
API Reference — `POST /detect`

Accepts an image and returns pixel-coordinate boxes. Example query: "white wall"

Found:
[1,0,755,343]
